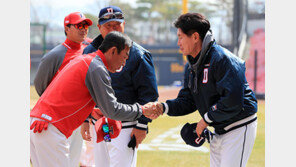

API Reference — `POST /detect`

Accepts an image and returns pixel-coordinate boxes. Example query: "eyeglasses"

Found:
[99,12,124,21]
[102,118,111,142]
[70,22,89,30]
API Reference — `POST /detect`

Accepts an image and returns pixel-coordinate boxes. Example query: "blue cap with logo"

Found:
[98,6,124,25]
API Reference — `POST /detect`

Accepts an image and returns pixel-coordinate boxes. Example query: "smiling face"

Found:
[65,21,89,43]
[107,46,130,73]
[177,28,201,57]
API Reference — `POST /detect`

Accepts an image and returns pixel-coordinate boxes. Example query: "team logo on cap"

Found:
[79,13,83,18]
[195,137,204,144]
[107,8,114,13]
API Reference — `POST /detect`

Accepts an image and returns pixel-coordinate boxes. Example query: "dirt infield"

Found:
[158,86,181,102]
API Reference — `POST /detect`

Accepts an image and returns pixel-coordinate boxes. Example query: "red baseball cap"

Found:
[64,12,93,27]
[95,116,122,143]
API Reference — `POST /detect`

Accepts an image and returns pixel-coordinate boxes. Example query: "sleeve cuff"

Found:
[204,112,213,124]
[162,102,169,115]
[135,122,148,130]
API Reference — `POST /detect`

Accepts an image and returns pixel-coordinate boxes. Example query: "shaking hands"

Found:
[142,102,164,120]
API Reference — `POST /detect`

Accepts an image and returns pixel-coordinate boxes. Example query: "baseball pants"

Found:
[92,126,137,167]
[79,123,95,167]
[30,117,70,167]
[210,120,257,167]
[68,126,83,167]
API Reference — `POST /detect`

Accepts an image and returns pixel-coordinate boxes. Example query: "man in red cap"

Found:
[33,12,92,167]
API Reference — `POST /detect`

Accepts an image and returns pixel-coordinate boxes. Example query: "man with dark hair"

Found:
[154,13,258,167]
[33,12,93,167]
[81,5,159,167]
[30,31,161,167]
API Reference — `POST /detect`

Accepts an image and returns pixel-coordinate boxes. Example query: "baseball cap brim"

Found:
[99,18,124,25]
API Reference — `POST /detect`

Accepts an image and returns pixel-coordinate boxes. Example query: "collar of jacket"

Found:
[95,49,109,70]
[187,30,215,73]
[91,35,104,49]
[64,38,82,50]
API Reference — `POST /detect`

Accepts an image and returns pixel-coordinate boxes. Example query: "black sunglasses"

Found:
[99,12,124,21]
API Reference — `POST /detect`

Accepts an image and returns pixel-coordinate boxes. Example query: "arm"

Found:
[163,64,197,116]
[85,59,143,121]
[203,57,245,124]
[132,52,159,130]
[34,47,66,96]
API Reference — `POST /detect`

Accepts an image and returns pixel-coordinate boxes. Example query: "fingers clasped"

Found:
[142,102,163,120]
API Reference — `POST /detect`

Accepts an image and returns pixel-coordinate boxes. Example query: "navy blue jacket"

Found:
[83,35,159,130]
[164,31,257,135]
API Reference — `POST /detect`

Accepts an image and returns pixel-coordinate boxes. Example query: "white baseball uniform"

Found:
[92,126,137,167]
[210,120,257,167]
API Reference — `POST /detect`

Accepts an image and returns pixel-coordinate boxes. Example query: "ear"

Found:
[97,24,101,29]
[192,32,200,42]
[110,46,117,56]
[64,26,70,33]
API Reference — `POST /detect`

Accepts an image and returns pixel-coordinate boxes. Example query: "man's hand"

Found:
[195,118,208,138]
[142,102,163,119]
[92,107,103,120]
[81,122,92,141]
[130,128,147,148]
[30,120,49,133]
[155,102,163,113]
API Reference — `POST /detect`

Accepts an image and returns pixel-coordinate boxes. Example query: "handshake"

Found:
[141,102,164,120]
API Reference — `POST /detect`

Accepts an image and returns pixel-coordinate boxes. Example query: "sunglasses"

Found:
[102,118,111,142]
[99,12,124,21]
[70,22,89,30]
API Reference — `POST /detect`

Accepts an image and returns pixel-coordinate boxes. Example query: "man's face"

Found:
[98,21,125,38]
[109,46,130,73]
[177,28,199,56]
[65,21,89,43]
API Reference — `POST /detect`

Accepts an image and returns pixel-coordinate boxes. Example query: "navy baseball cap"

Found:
[98,6,124,25]
[180,122,214,147]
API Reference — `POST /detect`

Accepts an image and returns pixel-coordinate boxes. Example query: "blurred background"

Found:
[30,0,265,166]
[30,0,265,99]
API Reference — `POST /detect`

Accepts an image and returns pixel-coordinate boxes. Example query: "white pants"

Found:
[80,123,95,167]
[92,126,137,167]
[210,120,257,167]
[68,126,83,167]
[30,117,70,167]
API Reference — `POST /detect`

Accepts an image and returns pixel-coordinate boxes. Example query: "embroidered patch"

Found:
[202,68,208,83]
[107,8,114,13]
[41,114,52,121]
[211,105,217,111]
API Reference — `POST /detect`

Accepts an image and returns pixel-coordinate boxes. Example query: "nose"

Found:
[79,29,87,34]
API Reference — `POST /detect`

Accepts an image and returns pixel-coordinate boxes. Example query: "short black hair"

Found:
[174,13,210,41]
[99,31,133,54]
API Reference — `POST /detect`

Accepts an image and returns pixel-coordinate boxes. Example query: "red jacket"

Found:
[31,50,143,138]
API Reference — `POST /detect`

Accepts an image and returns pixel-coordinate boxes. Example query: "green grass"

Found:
[30,86,265,167]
